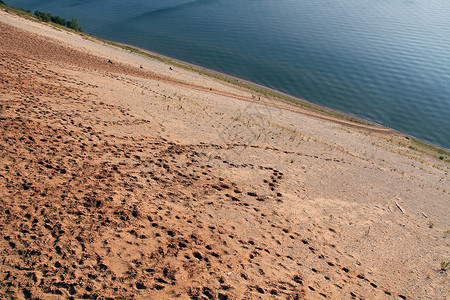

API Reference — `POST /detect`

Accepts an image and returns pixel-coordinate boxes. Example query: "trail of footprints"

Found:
[0,52,408,299]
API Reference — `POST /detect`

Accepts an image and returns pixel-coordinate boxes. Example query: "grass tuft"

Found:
[440,261,449,272]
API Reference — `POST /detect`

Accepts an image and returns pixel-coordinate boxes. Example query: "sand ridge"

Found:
[1,9,449,299]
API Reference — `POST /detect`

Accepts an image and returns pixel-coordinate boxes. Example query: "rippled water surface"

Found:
[7,0,450,149]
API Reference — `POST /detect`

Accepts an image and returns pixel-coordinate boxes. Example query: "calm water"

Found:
[6,0,450,149]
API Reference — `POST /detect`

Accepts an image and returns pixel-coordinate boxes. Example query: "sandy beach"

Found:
[0,8,449,299]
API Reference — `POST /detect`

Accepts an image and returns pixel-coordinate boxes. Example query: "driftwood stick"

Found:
[395,201,405,214]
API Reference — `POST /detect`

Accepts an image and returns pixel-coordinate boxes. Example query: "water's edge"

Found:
[2,4,449,156]
[95,37,450,155]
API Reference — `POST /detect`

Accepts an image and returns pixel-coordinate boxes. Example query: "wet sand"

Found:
[0,9,449,299]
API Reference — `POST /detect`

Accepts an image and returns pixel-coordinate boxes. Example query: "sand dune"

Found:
[0,9,449,299]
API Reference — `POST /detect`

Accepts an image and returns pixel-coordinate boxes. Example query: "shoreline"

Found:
[2,3,449,154]
[83,30,450,154]
[97,39,385,126]
[1,3,449,154]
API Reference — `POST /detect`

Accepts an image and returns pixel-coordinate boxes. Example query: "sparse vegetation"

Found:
[34,10,82,31]
[411,139,450,162]
[0,2,82,32]
[87,38,374,126]
[440,261,449,272]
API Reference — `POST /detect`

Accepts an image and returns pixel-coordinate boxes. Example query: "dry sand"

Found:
[0,9,449,300]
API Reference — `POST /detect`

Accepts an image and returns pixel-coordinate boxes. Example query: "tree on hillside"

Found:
[51,15,66,26]
[34,10,52,22]
[33,9,82,32]
[66,18,82,32]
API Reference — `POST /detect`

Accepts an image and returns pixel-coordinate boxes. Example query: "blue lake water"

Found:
[6,0,450,149]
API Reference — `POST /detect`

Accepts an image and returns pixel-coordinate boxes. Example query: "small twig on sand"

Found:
[395,201,405,214]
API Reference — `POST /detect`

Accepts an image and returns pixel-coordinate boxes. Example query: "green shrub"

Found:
[441,261,450,272]
[51,15,66,26]
[66,18,82,31]
[34,10,52,22]
[34,10,82,32]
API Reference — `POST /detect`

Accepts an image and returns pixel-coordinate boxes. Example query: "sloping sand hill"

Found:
[0,9,448,299]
